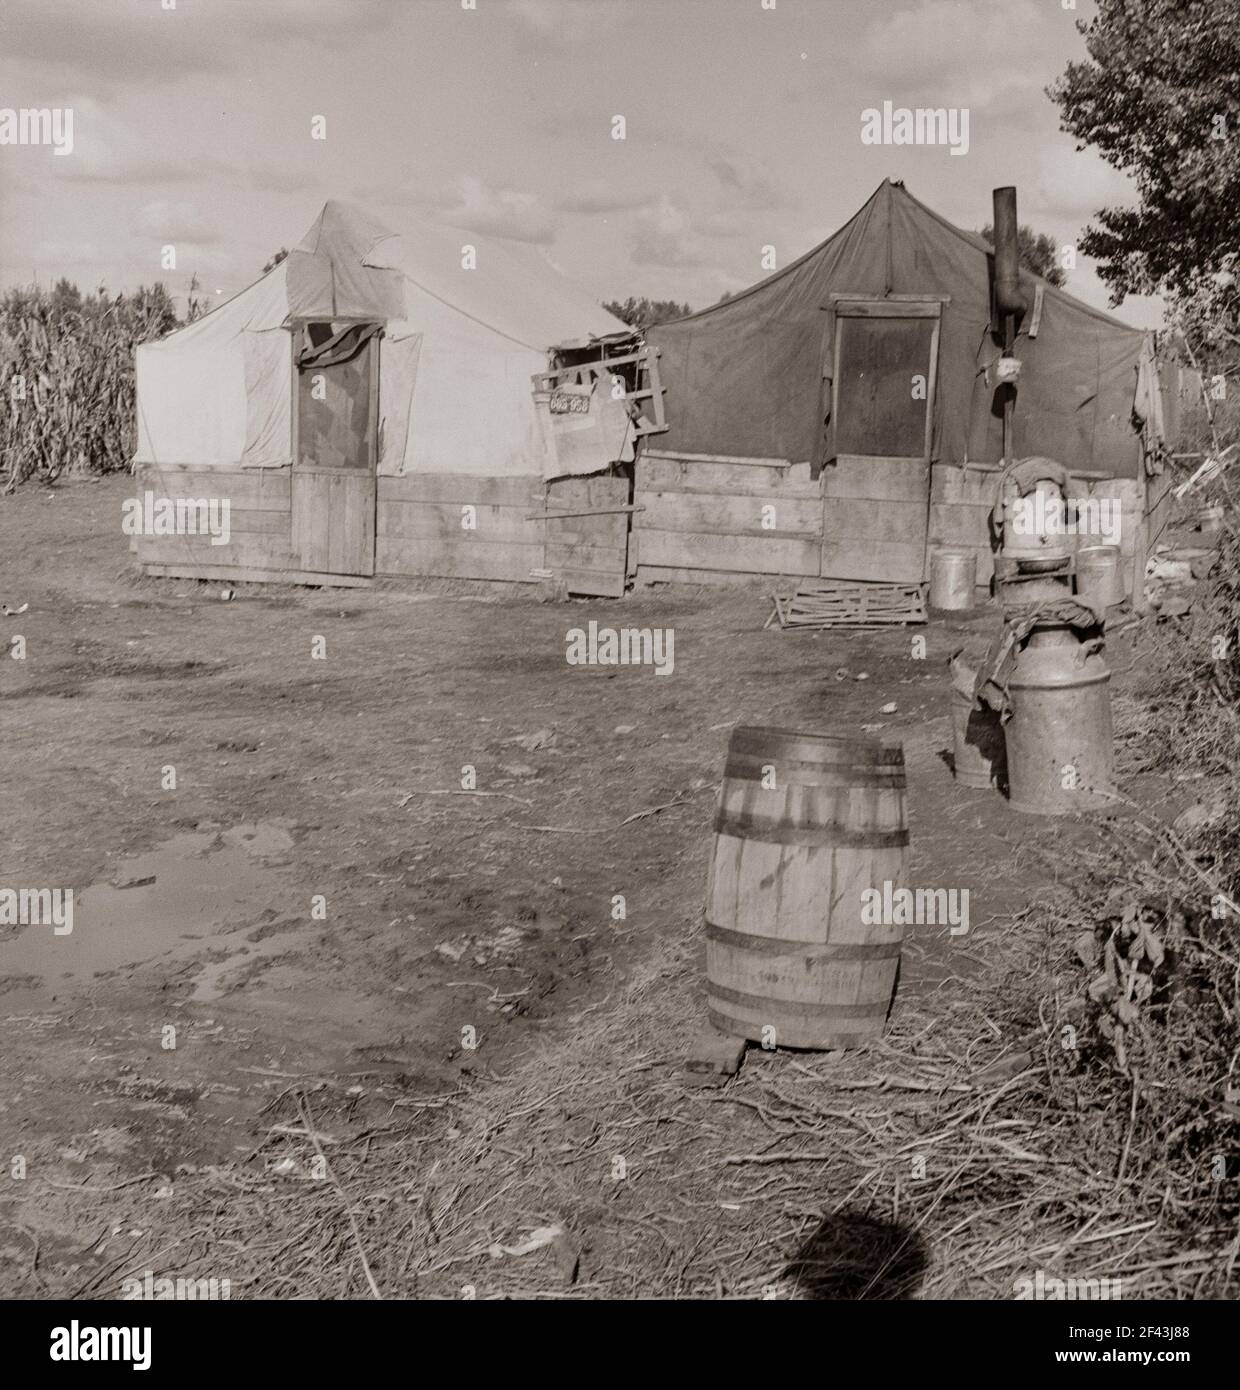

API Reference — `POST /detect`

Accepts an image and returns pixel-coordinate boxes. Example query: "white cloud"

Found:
[1030,145,1141,228]
[506,0,625,44]
[858,0,1057,110]
[129,200,218,246]
[629,197,719,270]
[1,0,395,86]
[708,157,793,212]
[364,175,557,245]
[554,180,654,216]
[438,176,557,244]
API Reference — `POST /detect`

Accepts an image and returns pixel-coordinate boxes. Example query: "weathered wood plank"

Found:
[929,463,1002,507]
[544,540,627,570]
[543,474,628,593]
[637,456,817,497]
[823,455,927,502]
[376,536,543,581]
[823,497,927,543]
[378,473,542,506]
[550,567,626,599]
[135,532,297,569]
[642,449,796,467]
[635,528,820,576]
[635,489,821,539]
[228,508,291,535]
[544,475,629,509]
[820,540,927,584]
[142,562,372,588]
[928,502,992,545]
[635,565,792,589]
[137,467,291,511]
[379,499,543,543]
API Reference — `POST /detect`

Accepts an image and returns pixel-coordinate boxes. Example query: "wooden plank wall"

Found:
[929,462,999,584]
[377,474,543,582]
[540,475,629,599]
[633,453,821,585]
[636,456,1153,600]
[376,472,629,595]
[133,465,295,571]
[135,467,629,594]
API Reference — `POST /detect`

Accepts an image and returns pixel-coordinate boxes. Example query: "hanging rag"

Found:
[296,322,382,370]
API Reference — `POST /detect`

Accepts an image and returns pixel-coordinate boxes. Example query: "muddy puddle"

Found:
[0,823,304,998]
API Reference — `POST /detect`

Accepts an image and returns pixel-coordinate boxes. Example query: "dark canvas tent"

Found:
[636,180,1168,593]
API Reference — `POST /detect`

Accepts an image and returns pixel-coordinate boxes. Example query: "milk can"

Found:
[1005,636,1115,815]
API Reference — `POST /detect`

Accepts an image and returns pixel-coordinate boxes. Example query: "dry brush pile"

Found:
[1055,482,1240,1285]
[0,282,179,493]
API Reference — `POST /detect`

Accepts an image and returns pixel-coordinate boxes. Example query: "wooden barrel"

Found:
[705,726,908,1049]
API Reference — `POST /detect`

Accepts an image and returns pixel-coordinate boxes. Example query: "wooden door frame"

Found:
[825,295,946,468]
[290,318,381,574]
[816,296,947,583]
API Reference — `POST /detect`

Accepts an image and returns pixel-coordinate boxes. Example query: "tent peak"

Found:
[296,200,398,260]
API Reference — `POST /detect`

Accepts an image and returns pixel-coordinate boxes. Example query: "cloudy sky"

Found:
[0,0,1162,326]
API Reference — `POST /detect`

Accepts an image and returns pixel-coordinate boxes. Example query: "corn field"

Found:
[0,281,180,493]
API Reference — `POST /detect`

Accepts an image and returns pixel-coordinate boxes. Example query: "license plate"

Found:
[549,390,590,415]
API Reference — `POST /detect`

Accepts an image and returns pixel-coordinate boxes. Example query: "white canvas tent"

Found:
[137,200,633,479]
[133,201,638,592]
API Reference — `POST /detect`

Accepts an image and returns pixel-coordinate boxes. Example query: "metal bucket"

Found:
[1075,545,1125,610]
[948,653,1005,790]
[929,549,977,610]
[1005,637,1115,815]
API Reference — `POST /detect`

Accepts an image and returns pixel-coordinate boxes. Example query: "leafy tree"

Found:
[49,277,82,313]
[1048,0,1240,351]
[979,223,1067,287]
[603,296,692,329]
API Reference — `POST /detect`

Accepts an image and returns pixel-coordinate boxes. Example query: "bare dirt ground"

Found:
[1,475,1172,1298]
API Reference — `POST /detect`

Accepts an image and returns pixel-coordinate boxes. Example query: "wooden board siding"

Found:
[291,472,375,575]
[135,465,290,509]
[135,467,629,594]
[634,453,821,583]
[142,563,373,588]
[540,475,629,599]
[376,473,543,584]
[133,466,294,574]
[376,472,629,596]
[638,455,1154,599]
[929,462,1000,586]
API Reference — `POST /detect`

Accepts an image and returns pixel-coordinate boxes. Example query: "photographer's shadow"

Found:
[782,1212,928,1300]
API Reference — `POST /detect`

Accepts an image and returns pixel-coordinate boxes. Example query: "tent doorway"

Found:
[291,320,381,576]
[820,298,942,582]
